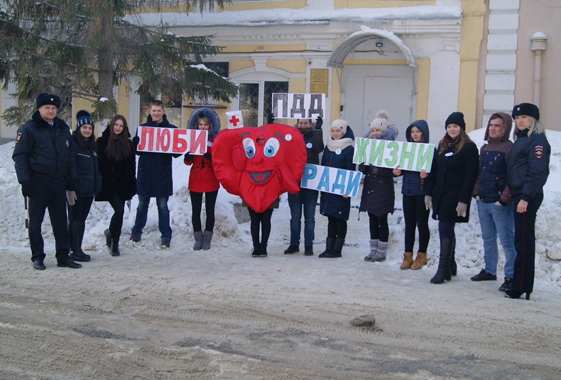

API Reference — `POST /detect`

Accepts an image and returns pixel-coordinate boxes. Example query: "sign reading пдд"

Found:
[272,93,325,119]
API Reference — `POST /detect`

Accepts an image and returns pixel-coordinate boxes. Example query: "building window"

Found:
[239,80,289,127]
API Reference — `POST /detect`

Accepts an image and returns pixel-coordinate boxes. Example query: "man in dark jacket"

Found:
[471,112,517,291]
[130,100,179,248]
[284,117,324,256]
[12,93,81,270]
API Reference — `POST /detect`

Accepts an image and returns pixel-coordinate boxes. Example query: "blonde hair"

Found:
[515,116,546,139]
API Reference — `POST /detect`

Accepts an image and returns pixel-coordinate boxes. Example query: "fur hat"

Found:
[512,103,540,121]
[76,110,94,131]
[331,119,348,134]
[369,110,389,132]
[36,93,61,109]
[445,111,466,130]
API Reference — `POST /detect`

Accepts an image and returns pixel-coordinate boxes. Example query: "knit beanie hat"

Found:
[36,93,61,109]
[331,119,348,134]
[512,103,540,121]
[370,110,389,132]
[445,112,466,130]
[76,110,94,131]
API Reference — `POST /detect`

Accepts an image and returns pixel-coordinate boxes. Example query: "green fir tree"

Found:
[0,0,237,124]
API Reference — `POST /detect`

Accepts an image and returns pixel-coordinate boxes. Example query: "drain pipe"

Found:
[530,32,547,107]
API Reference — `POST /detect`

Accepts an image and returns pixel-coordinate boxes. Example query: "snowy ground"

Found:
[1,129,560,378]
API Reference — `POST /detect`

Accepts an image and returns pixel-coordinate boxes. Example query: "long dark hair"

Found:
[73,128,96,152]
[439,128,472,154]
[105,115,132,162]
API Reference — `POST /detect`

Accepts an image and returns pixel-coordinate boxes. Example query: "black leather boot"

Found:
[321,238,344,258]
[450,236,457,276]
[430,237,453,284]
[318,238,335,258]
[111,235,120,257]
[70,221,90,262]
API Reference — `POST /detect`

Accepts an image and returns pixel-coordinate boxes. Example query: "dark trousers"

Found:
[403,195,430,252]
[511,193,543,294]
[108,192,126,238]
[327,216,347,240]
[68,196,93,223]
[248,208,273,246]
[368,213,389,242]
[27,178,69,262]
[190,190,218,232]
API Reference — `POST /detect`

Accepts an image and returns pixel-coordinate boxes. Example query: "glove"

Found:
[184,152,192,162]
[456,202,467,217]
[132,136,140,148]
[203,152,212,161]
[315,116,323,129]
[21,182,32,197]
[66,190,77,206]
[424,195,432,211]
[267,112,275,124]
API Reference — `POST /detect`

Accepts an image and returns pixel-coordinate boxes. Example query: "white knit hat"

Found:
[369,110,389,132]
[331,119,348,134]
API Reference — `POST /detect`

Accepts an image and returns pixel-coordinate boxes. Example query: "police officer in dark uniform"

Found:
[12,93,82,270]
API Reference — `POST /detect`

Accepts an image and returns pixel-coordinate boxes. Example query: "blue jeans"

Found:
[131,195,172,239]
[476,200,516,278]
[288,188,319,247]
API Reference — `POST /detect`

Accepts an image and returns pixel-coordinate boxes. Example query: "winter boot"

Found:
[400,252,414,270]
[202,230,213,250]
[70,221,90,262]
[430,237,453,284]
[284,245,299,254]
[450,237,457,276]
[318,238,335,258]
[110,235,121,257]
[364,239,379,261]
[104,229,112,249]
[251,244,260,258]
[410,252,427,270]
[304,246,314,256]
[259,243,268,258]
[193,231,203,251]
[320,238,344,258]
[371,240,388,262]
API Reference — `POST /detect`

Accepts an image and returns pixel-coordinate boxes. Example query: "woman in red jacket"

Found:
[184,108,221,250]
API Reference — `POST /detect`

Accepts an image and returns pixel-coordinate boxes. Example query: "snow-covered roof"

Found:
[125,6,462,27]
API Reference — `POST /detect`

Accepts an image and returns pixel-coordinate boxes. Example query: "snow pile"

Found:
[126,6,462,27]
[1,128,560,291]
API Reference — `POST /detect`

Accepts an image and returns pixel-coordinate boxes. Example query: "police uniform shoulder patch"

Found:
[535,145,544,159]
[15,132,22,143]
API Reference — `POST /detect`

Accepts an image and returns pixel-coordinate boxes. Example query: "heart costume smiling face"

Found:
[213,124,307,213]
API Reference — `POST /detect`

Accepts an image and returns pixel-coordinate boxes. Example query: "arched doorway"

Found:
[328,27,418,139]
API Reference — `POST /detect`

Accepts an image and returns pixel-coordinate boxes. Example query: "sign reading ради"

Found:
[353,138,435,172]
[136,127,208,155]
[272,93,325,119]
[300,164,362,198]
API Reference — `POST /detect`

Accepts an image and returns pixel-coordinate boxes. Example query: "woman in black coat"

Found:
[319,119,355,258]
[425,112,479,284]
[96,115,137,256]
[505,103,550,300]
[68,111,102,262]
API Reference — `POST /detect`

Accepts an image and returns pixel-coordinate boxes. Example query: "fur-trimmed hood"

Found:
[405,120,429,143]
[377,124,398,141]
[187,107,221,140]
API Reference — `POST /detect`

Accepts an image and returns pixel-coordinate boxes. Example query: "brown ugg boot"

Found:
[400,252,414,270]
[410,252,427,270]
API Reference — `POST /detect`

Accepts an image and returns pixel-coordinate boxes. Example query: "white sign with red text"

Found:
[136,127,208,155]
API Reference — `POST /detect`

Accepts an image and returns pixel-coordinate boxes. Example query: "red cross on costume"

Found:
[229,115,240,127]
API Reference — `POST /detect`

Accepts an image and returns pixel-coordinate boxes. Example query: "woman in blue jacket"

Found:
[68,110,102,262]
[393,120,431,270]
[505,103,550,300]
[319,119,355,258]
